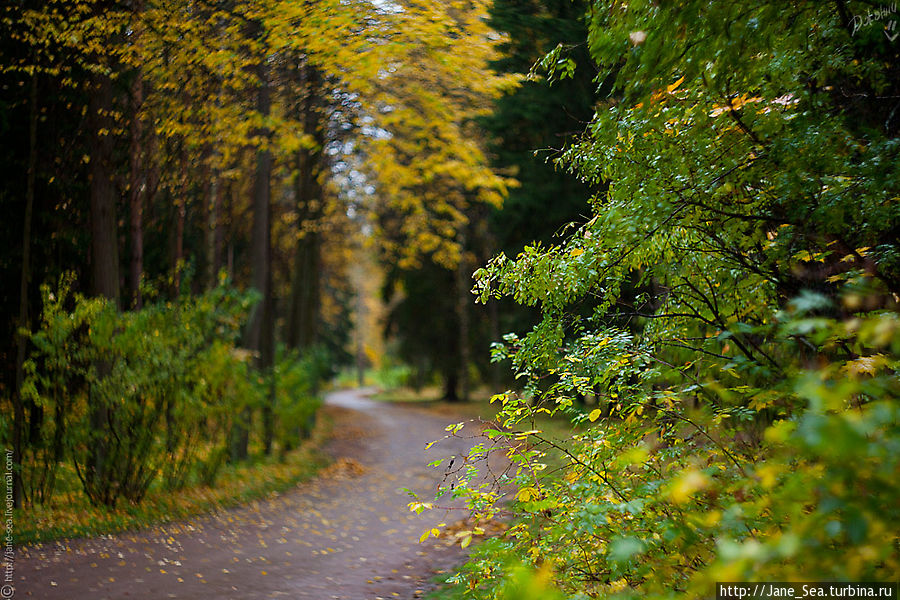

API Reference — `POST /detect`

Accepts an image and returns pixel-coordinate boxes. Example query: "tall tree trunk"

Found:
[488,292,502,389]
[288,232,320,348]
[235,56,275,460]
[443,371,459,402]
[89,72,121,306]
[287,61,324,351]
[203,162,221,290]
[87,70,120,495]
[454,237,471,402]
[128,68,145,308]
[172,151,187,296]
[13,71,39,508]
[127,0,145,308]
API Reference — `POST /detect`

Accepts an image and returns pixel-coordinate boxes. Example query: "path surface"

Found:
[16,389,486,599]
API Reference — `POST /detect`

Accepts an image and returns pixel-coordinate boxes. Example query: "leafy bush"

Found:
[18,275,261,506]
[273,346,324,453]
[432,1,900,597]
[443,310,898,599]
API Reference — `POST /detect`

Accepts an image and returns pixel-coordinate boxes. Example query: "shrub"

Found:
[18,275,258,506]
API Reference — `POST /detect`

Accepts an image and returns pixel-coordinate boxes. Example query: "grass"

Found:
[370,384,445,403]
[15,410,334,546]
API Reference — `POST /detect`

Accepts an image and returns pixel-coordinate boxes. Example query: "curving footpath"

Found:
[15,388,482,599]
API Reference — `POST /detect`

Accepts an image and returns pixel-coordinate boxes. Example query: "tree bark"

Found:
[235,54,275,460]
[87,70,120,495]
[89,72,121,307]
[172,150,187,295]
[202,161,222,290]
[128,68,145,308]
[454,237,470,402]
[287,61,324,351]
[13,71,39,508]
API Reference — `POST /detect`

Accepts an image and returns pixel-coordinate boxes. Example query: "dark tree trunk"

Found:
[172,151,187,296]
[87,70,120,494]
[235,54,275,460]
[128,68,145,308]
[288,232,321,349]
[455,236,470,402]
[443,371,459,402]
[13,72,39,508]
[202,160,222,290]
[89,72,121,306]
[287,61,324,352]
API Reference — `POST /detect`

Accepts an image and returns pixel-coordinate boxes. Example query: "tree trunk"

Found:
[128,68,145,308]
[87,70,120,495]
[89,72,121,306]
[203,162,221,290]
[287,61,324,352]
[288,232,321,349]
[172,151,187,296]
[235,55,275,460]
[443,371,459,402]
[13,71,39,508]
[454,237,470,402]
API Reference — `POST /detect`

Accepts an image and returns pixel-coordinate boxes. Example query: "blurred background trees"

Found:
[0,0,527,505]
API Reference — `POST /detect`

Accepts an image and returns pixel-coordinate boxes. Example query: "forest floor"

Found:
[15,388,498,599]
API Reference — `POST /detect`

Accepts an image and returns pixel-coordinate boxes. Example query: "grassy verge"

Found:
[370,385,445,403]
[15,409,333,546]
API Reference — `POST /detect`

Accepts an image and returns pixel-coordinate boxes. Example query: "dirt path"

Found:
[15,389,486,599]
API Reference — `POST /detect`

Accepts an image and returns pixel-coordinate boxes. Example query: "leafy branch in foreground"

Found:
[426,1,900,598]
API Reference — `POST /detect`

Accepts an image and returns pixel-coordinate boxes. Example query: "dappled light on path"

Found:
[17,389,481,599]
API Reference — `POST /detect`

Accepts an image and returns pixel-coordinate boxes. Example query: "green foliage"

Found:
[484,0,599,254]
[440,313,899,598]
[16,274,323,507]
[273,346,324,452]
[434,1,900,598]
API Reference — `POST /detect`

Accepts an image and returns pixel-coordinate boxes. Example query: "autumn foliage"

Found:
[428,1,900,597]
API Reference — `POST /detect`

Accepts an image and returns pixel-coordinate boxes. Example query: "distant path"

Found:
[16,389,482,599]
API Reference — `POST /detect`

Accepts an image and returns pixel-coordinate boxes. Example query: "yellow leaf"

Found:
[756,464,781,489]
[843,354,888,377]
[588,409,602,422]
[669,469,709,504]
[667,76,685,93]
[516,487,539,502]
